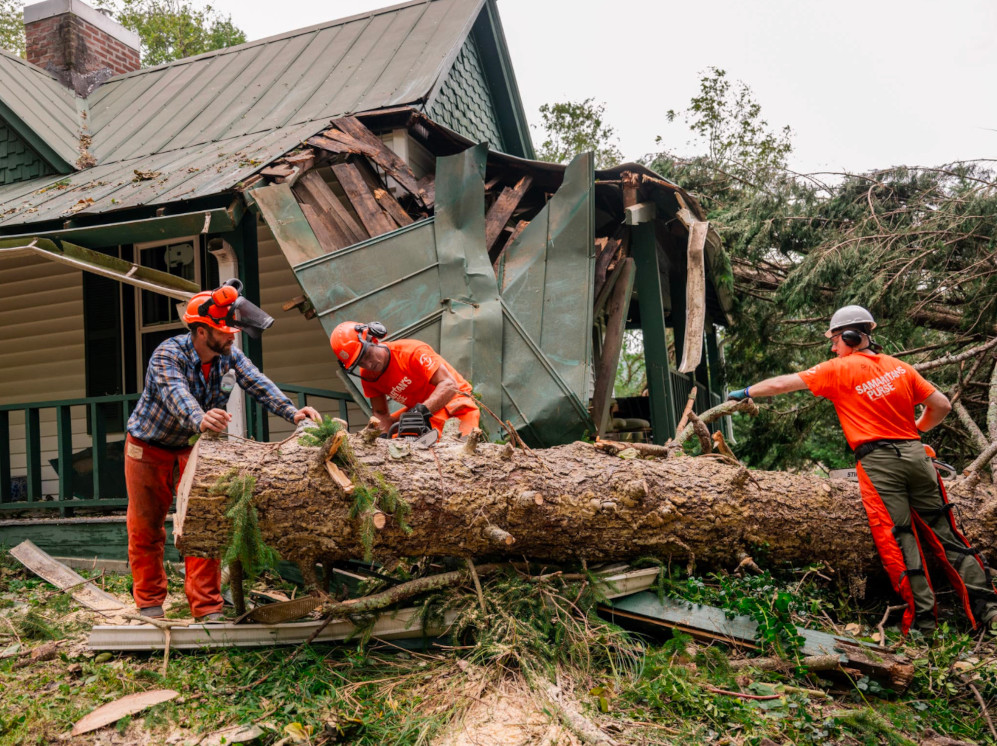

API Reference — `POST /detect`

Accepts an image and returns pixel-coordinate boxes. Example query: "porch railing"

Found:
[1,384,354,515]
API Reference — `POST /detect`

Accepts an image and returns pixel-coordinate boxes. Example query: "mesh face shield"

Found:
[223,296,274,338]
[197,279,275,338]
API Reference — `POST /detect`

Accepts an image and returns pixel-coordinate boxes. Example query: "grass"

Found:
[2,547,996,745]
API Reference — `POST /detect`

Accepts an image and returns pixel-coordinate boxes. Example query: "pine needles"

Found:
[298,416,413,561]
[211,468,279,582]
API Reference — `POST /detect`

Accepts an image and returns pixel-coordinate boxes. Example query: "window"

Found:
[135,237,201,374]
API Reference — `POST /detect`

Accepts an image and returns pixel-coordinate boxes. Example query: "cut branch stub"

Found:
[483,525,516,546]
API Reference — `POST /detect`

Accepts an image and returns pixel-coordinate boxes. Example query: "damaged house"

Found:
[0,0,732,552]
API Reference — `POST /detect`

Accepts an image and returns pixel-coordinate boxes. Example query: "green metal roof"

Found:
[0,49,80,171]
[0,0,533,228]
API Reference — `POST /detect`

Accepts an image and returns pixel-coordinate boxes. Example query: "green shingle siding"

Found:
[428,33,506,152]
[0,118,55,185]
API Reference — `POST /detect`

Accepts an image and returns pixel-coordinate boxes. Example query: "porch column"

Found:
[631,221,676,444]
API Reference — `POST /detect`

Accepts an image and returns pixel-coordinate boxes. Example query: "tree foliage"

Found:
[0,0,24,57]
[647,69,997,472]
[535,98,623,170]
[95,0,245,66]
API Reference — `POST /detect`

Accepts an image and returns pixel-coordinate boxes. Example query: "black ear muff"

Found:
[841,330,862,347]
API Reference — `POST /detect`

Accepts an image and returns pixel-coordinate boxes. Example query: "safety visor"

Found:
[221,297,274,339]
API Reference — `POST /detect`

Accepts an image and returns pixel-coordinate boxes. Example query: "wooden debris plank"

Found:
[592,259,636,436]
[330,116,424,202]
[11,540,124,613]
[292,170,367,244]
[353,158,414,228]
[306,133,362,156]
[300,203,351,253]
[331,162,397,238]
[261,164,294,178]
[491,219,529,270]
[89,568,659,651]
[416,174,435,208]
[593,235,624,305]
[485,175,533,253]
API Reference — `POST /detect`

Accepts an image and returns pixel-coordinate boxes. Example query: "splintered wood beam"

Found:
[330,116,425,204]
[299,203,351,253]
[331,162,397,238]
[593,234,625,307]
[261,164,294,179]
[592,258,636,436]
[353,158,413,228]
[292,171,367,245]
[492,219,529,271]
[484,175,533,253]
[374,188,413,227]
[416,174,435,208]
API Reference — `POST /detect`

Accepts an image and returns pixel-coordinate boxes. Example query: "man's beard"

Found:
[207,335,234,355]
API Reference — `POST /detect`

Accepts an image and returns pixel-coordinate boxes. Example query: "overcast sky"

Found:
[207,0,997,174]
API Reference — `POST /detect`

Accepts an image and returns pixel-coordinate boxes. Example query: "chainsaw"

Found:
[386,405,439,448]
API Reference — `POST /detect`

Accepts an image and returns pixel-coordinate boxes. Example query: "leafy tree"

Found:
[535,98,623,169]
[663,67,792,195]
[95,0,245,66]
[0,0,24,57]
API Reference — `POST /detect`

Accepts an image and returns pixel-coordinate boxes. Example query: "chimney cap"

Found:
[24,0,139,50]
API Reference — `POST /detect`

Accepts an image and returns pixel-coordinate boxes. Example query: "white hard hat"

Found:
[824,305,876,338]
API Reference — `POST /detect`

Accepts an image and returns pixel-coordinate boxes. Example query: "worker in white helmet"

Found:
[728,305,997,636]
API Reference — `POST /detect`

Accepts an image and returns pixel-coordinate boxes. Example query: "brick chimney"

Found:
[24,0,140,96]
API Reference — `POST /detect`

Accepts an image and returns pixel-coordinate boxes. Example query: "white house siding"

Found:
[256,219,368,438]
[0,253,90,500]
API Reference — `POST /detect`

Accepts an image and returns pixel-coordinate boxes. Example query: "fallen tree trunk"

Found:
[175,426,997,588]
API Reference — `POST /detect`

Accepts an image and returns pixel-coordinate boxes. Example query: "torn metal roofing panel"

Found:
[499,152,595,400]
[0,49,79,170]
[0,120,322,227]
[282,144,594,447]
[85,0,484,165]
[434,144,503,410]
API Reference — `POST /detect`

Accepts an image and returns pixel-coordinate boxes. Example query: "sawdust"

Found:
[433,678,581,746]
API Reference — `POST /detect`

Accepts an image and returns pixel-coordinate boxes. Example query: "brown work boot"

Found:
[195,611,225,624]
[138,605,165,619]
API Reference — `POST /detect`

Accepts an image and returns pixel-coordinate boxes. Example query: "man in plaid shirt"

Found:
[125,283,320,622]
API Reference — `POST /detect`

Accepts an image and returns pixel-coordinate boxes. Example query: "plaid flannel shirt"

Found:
[127,333,297,447]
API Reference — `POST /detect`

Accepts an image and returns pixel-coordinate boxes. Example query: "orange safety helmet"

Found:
[182,279,274,338]
[330,321,386,373]
[183,290,240,334]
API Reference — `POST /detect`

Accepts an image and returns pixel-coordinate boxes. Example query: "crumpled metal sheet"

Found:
[434,145,503,411]
[275,146,596,446]
[499,152,596,403]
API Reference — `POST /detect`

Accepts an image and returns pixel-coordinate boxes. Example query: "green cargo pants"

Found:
[857,440,996,633]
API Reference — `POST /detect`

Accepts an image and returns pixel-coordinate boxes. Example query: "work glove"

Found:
[412,402,432,429]
[727,387,751,401]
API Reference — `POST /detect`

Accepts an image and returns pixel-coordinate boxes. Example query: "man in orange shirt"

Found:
[330,321,480,437]
[729,305,997,635]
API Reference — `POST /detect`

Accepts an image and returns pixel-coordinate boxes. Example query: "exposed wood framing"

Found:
[331,162,397,237]
[484,174,533,252]
[592,259,636,436]
[331,116,425,204]
[292,170,367,245]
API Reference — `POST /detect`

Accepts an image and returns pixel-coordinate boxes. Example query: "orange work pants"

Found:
[124,434,222,618]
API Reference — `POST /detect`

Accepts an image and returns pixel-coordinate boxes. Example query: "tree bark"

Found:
[174,428,997,587]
